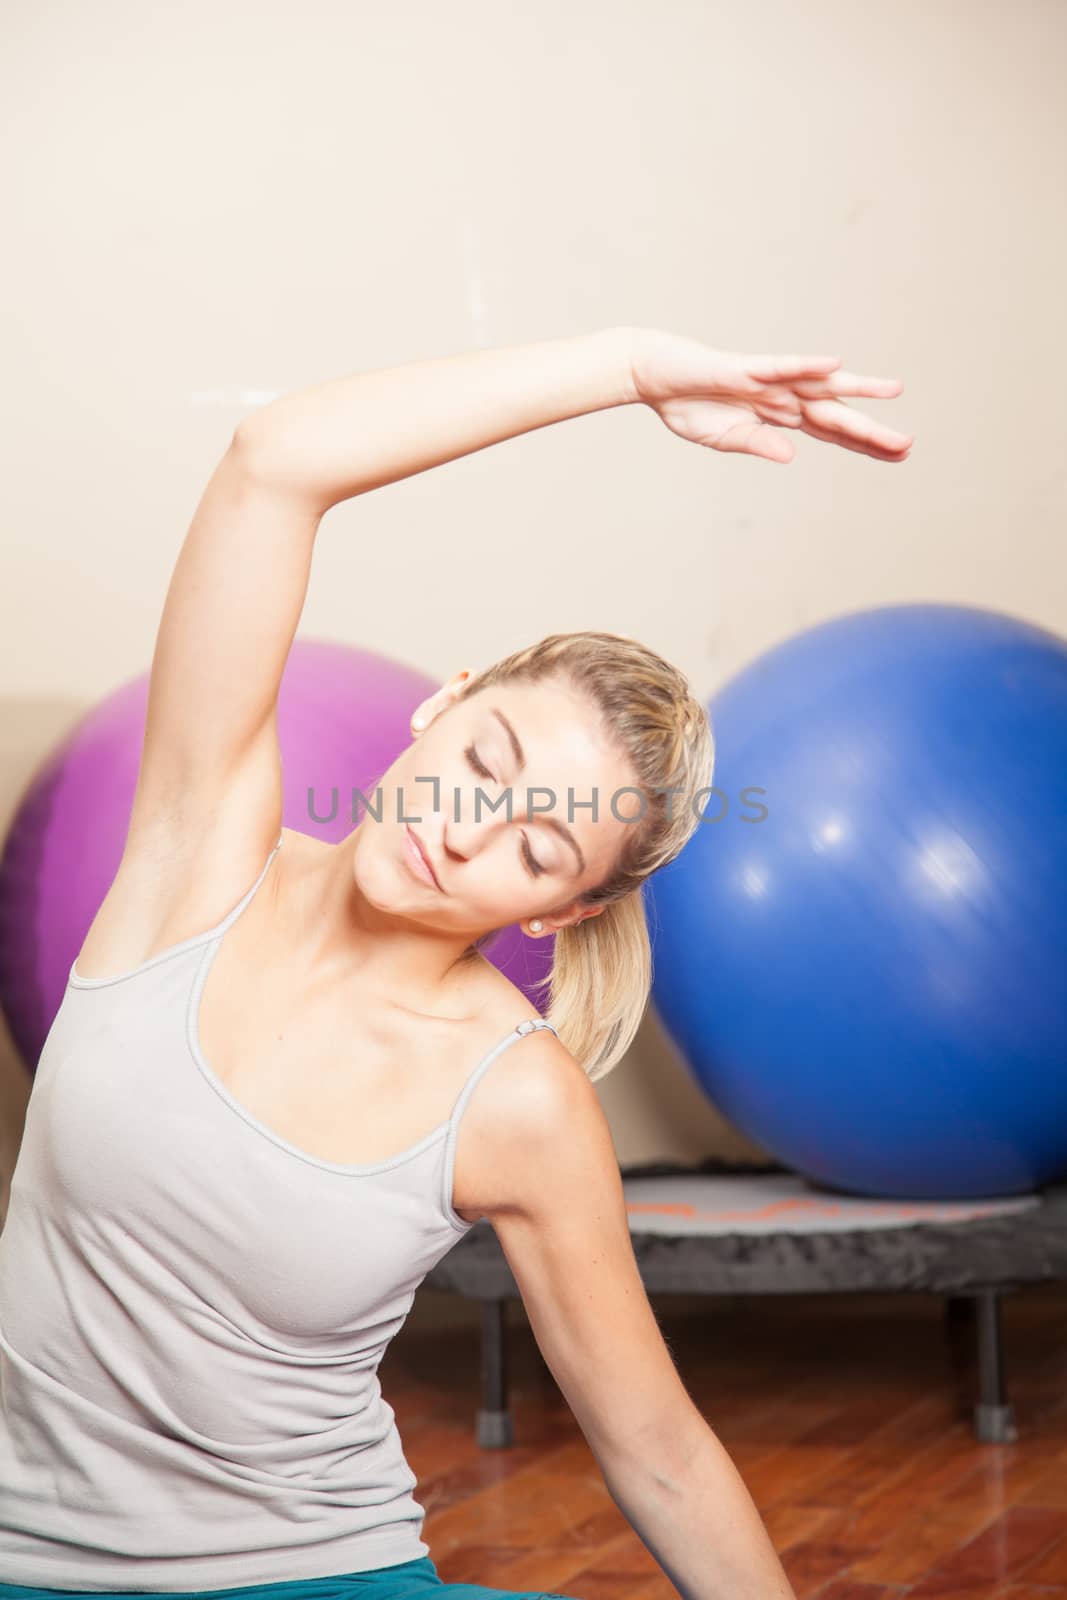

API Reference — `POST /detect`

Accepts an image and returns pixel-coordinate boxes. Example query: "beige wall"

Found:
[2,0,1064,1208]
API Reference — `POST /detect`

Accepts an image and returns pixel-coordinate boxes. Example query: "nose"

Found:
[441,820,477,862]
[442,809,504,862]
[439,827,467,865]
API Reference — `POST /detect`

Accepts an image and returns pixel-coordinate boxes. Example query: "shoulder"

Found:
[452,962,586,1124]
[478,1020,588,1122]
[450,1010,617,1224]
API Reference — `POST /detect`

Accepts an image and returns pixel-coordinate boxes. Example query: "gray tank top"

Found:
[0,831,559,1591]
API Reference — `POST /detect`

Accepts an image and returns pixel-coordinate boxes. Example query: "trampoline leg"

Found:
[475,1299,514,1450]
[943,1293,973,1358]
[973,1289,1018,1445]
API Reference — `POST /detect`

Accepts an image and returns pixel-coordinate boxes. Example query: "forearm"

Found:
[601,1418,797,1600]
[236,325,638,512]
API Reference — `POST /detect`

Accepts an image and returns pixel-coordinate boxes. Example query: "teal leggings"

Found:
[0,1556,576,1600]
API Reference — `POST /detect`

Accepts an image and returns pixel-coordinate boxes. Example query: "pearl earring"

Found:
[411,714,425,730]
[529,919,543,934]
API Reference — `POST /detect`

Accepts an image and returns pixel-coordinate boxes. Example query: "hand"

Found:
[627,326,913,464]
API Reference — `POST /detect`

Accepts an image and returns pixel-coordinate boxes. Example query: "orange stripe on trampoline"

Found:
[624,1198,989,1223]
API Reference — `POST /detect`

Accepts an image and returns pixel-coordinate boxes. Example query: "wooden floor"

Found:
[385,1285,1067,1600]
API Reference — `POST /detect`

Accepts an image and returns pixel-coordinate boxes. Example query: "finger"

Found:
[801,416,905,461]
[742,354,842,383]
[792,371,905,400]
[802,396,913,445]
[809,427,913,461]
[799,397,913,459]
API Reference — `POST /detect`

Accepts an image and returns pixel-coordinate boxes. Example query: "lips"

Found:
[405,824,443,891]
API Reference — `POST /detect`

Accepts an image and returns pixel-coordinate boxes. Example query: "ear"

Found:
[544,901,606,934]
[411,666,476,733]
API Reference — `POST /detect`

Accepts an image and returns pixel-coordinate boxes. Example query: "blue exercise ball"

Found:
[646,603,1067,1200]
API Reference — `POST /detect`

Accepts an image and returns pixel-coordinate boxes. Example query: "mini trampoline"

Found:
[422,1162,1067,1448]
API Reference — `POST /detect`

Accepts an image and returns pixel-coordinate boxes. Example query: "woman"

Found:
[0,325,912,1600]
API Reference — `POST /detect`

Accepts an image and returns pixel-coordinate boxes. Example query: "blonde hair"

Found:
[460,631,715,1082]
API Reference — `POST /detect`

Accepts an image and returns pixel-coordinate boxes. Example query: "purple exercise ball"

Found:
[0,637,552,1072]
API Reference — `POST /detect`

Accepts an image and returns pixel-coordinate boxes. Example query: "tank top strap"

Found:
[448,1017,560,1128]
[440,1017,560,1229]
[68,830,285,990]
[204,828,285,944]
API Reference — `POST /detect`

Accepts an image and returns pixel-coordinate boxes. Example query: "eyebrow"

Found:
[489,705,587,876]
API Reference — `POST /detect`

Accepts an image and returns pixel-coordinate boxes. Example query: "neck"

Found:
[282,826,486,1013]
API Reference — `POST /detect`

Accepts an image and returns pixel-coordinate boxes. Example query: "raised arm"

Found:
[128,323,908,884]
[233,325,638,512]
[125,440,321,872]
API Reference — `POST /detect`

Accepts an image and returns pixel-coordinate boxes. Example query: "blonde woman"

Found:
[0,327,911,1600]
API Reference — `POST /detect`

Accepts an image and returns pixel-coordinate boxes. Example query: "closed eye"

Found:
[521,833,547,878]
[465,744,547,878]
[464,743,493,780]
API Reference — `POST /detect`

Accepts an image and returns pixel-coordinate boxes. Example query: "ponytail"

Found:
[534,887,651,1082]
